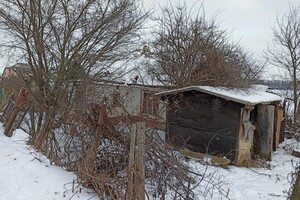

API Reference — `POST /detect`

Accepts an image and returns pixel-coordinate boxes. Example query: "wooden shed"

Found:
[157,86,284,165]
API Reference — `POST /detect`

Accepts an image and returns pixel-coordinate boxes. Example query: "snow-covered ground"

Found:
[188,139,299,200]
[0,125,299,200]
[0,126,97,200]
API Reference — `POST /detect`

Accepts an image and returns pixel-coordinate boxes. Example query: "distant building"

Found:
[2,63,31,78]
[75,80,167,130]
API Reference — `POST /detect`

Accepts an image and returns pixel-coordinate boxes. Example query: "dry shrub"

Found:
[149,3,262,88]
[20,98,231,199]
[145,133,195,199]
[76,136,130,199]
[71,108,195,199]
[23,102,196,198]
[287,160,300,199]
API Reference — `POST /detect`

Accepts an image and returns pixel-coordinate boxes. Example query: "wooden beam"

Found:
[180,149,230,168]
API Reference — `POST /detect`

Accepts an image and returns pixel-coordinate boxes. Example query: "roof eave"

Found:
[156,86,282,106]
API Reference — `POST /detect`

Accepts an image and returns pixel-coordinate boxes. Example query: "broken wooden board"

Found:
[292,150,300,158]
[4,88,28,137]
[180,149,231,168]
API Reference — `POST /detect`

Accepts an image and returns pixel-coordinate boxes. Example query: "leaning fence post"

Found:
[4,88,28,137]
[127,122,145,200]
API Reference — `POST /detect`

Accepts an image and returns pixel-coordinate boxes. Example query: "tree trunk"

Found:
[293,69,298,130]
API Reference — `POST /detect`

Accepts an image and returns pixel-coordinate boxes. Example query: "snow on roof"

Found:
[156,85,282,106]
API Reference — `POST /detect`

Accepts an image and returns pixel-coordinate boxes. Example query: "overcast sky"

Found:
[1,1,298,79]
[143,0,300,78]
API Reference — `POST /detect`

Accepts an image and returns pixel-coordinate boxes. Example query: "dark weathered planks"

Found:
[166,92,241,161]
[256,104,275,160]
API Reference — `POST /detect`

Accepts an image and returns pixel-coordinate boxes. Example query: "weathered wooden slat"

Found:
[291,150,300,158]
[275,107,284,148]
[180,149,231,168]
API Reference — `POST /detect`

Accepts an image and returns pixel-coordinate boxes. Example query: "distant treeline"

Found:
[259,80,291,90]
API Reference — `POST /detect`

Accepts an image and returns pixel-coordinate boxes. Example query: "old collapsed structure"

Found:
[87,81,165,128]
[157,85,284,165]
[0,63,285,166]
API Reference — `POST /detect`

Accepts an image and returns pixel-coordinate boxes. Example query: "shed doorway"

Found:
[251,105,275,160]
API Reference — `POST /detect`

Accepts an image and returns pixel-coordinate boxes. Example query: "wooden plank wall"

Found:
[166,92,242,161]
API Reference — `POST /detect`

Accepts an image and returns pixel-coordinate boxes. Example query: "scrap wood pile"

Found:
[0,88,28,137]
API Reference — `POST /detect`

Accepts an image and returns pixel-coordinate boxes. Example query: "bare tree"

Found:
[0,0,148,136]
[147,3,262,88]
[268,5,300,127]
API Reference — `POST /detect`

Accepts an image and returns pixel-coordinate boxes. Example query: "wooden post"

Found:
[4,88,28,137]
[92,104,107,170]
[275,106,284,148]
[291,172,300,200]
[127,122,145,200]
